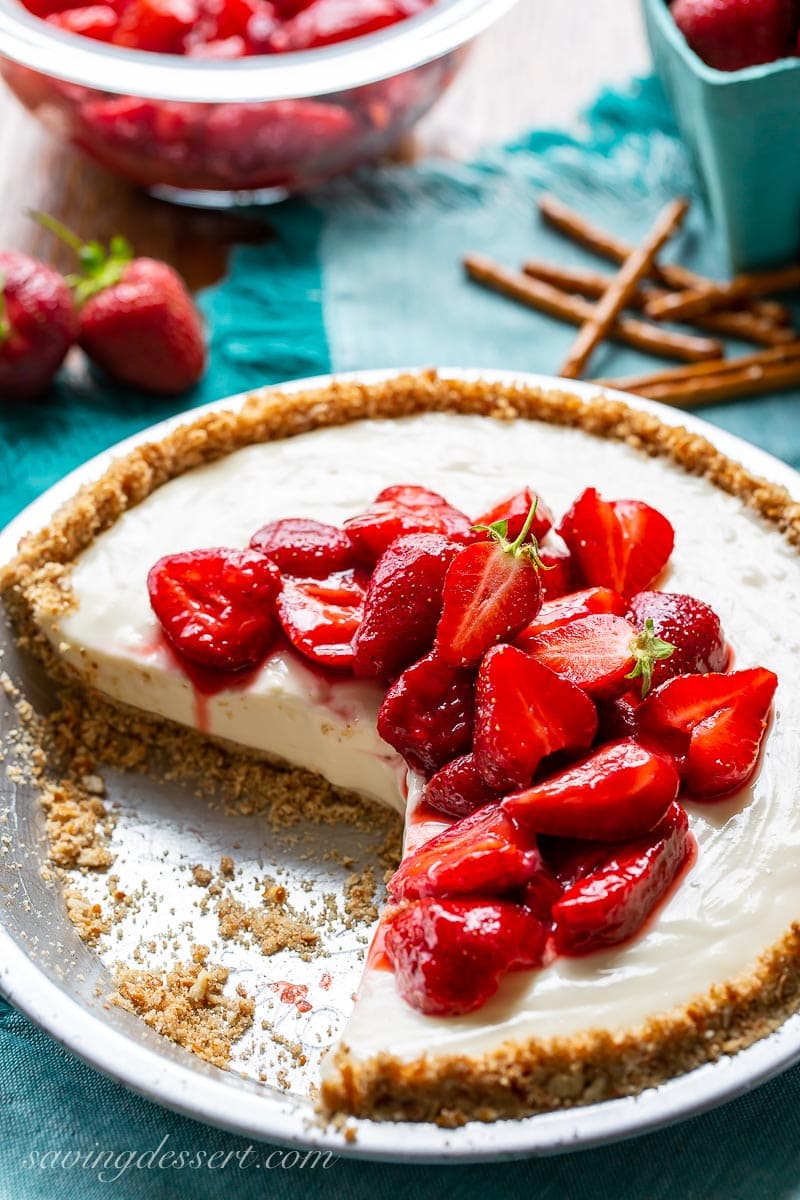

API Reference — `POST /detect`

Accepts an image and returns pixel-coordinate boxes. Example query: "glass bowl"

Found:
[0,0,517,204]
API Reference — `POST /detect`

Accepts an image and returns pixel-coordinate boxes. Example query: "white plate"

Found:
[2,367,800,1163]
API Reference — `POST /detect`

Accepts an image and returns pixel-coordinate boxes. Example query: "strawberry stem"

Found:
[472,498,545,569]
[30,210,133,306]
[626,619,675,697]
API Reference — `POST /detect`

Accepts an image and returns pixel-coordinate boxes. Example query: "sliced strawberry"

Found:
[503,739,680,841]
[638,668,778,798]
[344,484,473,567]
[558,487,675,596]
[518,613,674,700]
[627,591,730,687]
[519,865,564,925]
[596,687,643,742]
[517,586,627,639]
[436,502,544,668]
[540,837,619,890]
[538,543,575,601]
[353,533,460,680]
[376,650,474,775]
[422,753,498,819]
[276,570,364,671]
[249,518,356,578]
[147,547,280,672]
[552,801,694,955]
[384,897,546,1015]
[473,487,554,544]
[473,646,598,791]
[390,803,542,901]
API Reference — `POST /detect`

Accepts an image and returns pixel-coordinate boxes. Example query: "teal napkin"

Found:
[3,75,800,1197]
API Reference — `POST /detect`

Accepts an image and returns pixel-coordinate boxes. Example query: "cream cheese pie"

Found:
[3,372,800,1125]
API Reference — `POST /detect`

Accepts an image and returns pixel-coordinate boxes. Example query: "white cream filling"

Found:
[39,412,800,1062]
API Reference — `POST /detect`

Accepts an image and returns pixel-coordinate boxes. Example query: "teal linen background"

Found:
[2,76,800,1197]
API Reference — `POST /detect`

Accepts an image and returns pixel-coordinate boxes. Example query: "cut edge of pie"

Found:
[4,368,800,1126]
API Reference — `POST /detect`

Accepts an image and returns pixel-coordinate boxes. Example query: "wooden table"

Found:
[0,0,649,288]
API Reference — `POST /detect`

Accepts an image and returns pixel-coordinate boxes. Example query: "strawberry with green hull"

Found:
[473,646,598,791]
[384,898,548,1017]
[0,251,77,400]
[473,487,554,546]
[35,213,205,395]
[552,802,695,956]
[627,590,730,686]
[436,500,544,668]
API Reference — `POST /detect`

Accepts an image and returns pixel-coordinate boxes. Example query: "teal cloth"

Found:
[3,74,800,1196]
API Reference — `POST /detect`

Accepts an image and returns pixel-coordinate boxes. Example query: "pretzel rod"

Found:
[628,358,800,409]
[463,255,723,362]
[537,194,790,325]
[559,199,691,379]
[644,265,800,323]
[594,341,800,391]
[522,261,795,347]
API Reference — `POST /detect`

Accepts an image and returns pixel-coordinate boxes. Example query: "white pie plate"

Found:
[2,366,800,1164]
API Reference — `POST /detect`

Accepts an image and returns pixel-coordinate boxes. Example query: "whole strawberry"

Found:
[0,251,77,400]
[670,0,795,70]
[36,214,205,395]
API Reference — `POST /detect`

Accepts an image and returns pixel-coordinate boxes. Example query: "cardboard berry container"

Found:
[0,0,517,205]
[643,0,800,271]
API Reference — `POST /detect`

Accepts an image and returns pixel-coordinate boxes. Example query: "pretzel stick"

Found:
[537,194,789,325]
[644,265,800,322]
[522,261,795,347]
[463,255,723,362]
[630,358,800,409]
[559,199,690,379]
[594,341,800,391]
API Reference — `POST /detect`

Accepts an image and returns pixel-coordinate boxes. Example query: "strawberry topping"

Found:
[384,897,547,1015]
[276,571,364,671]
[538,543,575,600]
[147,547,280,671]
[558,487,675,597]
[473,486,554,545]
[638,667,778,798]
[250,518,356,578]
[353,533,461,679]
[377,649,475,775]
[473,646,598,791]
[344,484,473,566]
[517,586,627,638]
[389,802,543,901]
[503,739,680,842]
[552,802,695,955]
[422,753,499,819]
[627,590,730,686]
[436,501,544,667]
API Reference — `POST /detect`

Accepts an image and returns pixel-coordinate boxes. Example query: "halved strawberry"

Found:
[422,753,498,819]
[376,649,474,775]
[250,518,356,578]
[147,547,280,672]
[552,801,694,955]
[276,570,364,671]
[518,613,675,700]
[519,865,564,925]
[517,586,627,639]
[344,484,473,566]
[558,487,674,596]
[503,739,680,841]
[473,487,554,544]
[627,591,730,687]
[384,897,547,1015]
[436,502,543,667]
[389,802,542,901]
[473,646,598,791]
[638,667,778,798]
[538,543,575,600]
[353,533,461,679]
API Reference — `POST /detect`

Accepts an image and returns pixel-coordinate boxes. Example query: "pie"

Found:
[3,370,800,1126]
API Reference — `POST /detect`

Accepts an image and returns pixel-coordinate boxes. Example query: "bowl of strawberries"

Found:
[0,0,515,203]
[643,0,800,271]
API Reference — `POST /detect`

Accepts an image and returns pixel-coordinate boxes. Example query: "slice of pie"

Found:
[3,371,800,1126]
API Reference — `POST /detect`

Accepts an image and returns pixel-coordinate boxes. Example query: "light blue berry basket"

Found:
[642,0,800,271]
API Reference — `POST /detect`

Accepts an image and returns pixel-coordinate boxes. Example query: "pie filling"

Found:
[14,402,800,1109]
